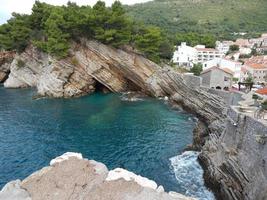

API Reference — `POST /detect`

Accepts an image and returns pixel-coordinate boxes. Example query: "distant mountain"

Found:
[126,0,267,39]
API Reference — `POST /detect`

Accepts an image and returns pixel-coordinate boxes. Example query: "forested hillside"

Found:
[126,0,267,39]
[0,1,174,63]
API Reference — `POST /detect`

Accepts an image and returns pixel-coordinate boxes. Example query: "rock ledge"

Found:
[0,152,196,200]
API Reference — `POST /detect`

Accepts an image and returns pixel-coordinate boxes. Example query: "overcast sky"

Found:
[0,0,151,24]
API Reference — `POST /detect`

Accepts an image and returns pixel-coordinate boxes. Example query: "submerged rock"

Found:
[0,153,196,200]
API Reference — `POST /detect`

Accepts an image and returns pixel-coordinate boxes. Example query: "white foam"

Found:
[170,151,215,200]
[50,152,83,166]
[106,168,158,190]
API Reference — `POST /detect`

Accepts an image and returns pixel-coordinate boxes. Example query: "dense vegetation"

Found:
[126,0,267,40]
[0,1,173,63]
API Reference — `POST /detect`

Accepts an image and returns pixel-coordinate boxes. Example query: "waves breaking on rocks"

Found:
[170,151,215,200]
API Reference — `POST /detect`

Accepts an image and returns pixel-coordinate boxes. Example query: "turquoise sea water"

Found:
[0,86,214,199]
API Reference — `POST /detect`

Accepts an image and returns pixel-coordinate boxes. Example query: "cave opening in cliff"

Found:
[94,80,110,93]
[126,79,142,92]
[0,70,10,83]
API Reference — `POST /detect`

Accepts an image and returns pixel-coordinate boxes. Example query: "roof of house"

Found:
[221,68,234,74]
[256,87,267,95]
[246,63,267,70]
[201,66,233,76]
[235,39,250,46]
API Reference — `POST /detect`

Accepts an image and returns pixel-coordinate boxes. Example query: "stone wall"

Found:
[202,88,243,106]
[182,73,202,89]
[199,107,267,200]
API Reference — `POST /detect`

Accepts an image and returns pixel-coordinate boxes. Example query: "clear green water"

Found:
[0,86,214,199]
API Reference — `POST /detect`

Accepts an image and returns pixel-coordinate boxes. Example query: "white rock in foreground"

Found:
[49,152,83,166]
[106,168,158,190]
[0,153,196,200]
[0,180,31,200]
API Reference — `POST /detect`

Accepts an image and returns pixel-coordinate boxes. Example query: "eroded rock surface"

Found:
[0,153,196,200]
[199,107,267,200]
[0,51,14,83]
[2,40,226,125]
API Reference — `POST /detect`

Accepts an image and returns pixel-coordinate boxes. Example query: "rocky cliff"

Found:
[2,39,265,200]
[199,107,267,200]
[0,153,195,200]
[1,39,226,123]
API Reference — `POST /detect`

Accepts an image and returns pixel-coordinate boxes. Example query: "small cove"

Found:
[0,86,214,199]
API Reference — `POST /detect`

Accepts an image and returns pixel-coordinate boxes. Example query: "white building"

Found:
[172,42,197,68]
[215,40,234,54]
[203,58,242,80]
[195,45,224,63]
[239,47,252,55]
[243,63,267,84]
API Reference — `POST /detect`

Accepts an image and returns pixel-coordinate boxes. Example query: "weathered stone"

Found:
[0,180,31,200]
[1,154,196,200]
[199,107,267,200]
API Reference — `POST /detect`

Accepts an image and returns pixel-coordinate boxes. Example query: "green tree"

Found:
[43,9,70,58]
[175,32,215,48]
[190,64,203,76]
[0,13,31,52]
[229,44,239,52]
[93,1,132,47]
[245,74,253,83]
[134,26,163,63]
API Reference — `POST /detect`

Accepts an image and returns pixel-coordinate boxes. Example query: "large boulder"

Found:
[0,153,196,200]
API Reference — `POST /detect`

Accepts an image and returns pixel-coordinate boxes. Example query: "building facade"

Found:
[172,42,197,68]
[200,66,233,90]
[243,63,267,84]
[200,67,233,90]
[195,45,224,63]
[215,40,234,54]
[203,58,242,80]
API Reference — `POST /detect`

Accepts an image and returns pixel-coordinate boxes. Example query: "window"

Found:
[224,77,229,81]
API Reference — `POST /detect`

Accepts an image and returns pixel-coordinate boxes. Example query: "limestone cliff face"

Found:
[2,39,225,123]
[3,45,95,97]
[199,107,267,200]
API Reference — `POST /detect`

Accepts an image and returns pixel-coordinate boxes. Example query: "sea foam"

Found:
[170,151,215,200]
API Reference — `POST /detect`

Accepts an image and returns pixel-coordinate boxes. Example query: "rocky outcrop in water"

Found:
[2,39,226,123]
[0,153,195,200]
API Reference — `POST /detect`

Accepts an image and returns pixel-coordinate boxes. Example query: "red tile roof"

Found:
[256,88,267,95]
[246,63,267,70]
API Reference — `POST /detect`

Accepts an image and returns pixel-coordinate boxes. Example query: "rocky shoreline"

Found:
[0,40,266,200]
